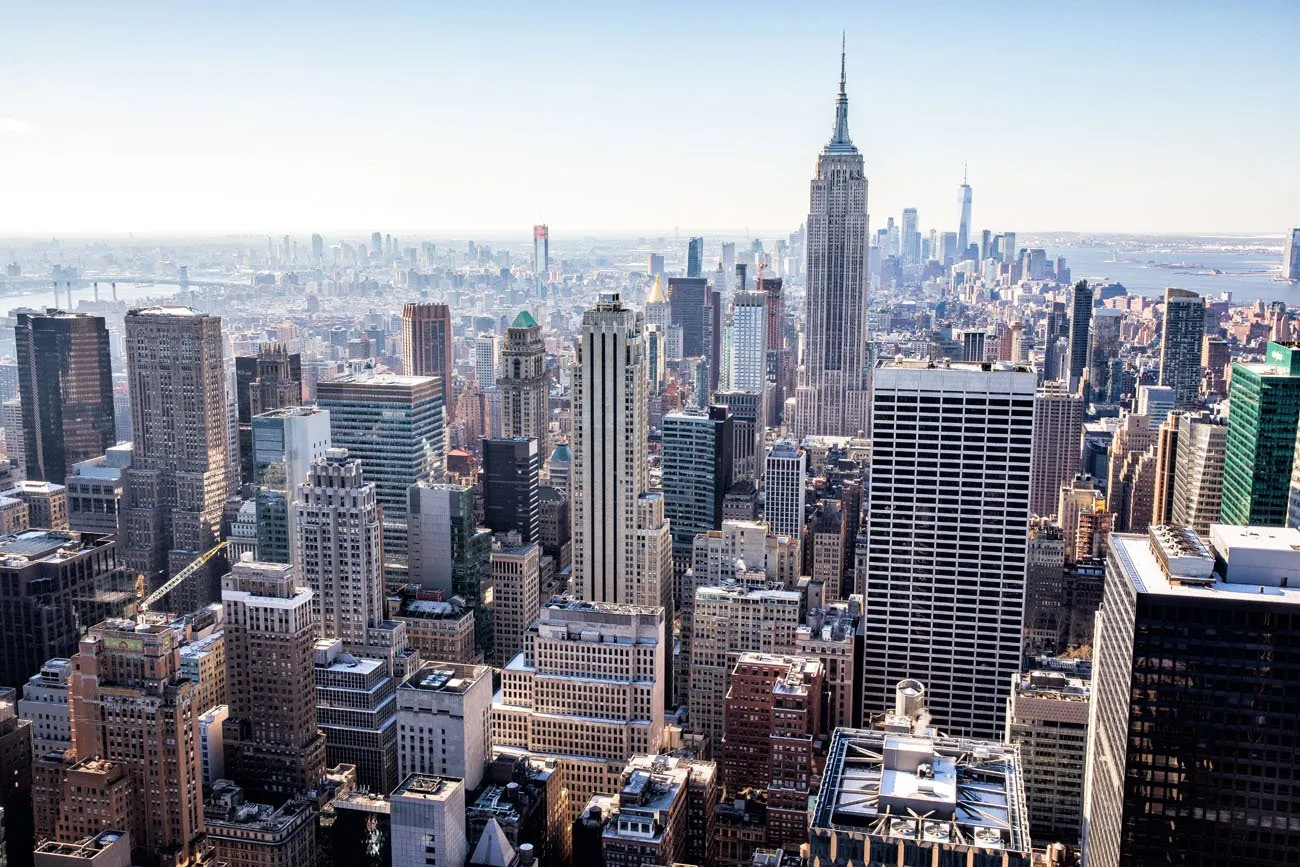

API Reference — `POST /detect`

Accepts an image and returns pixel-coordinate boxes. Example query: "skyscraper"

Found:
[1159,287,1206,408]
[1082,525,1300,865]
[317,371,444,565]
[400,302,454,416]
[1066,280,1093,395]
[491,598,667,819]
[686,236,703,278]
[294,449,384,644]
[235,343,302,485]
[796,42,870,438]
[532,224,549,294]
[489,540,540,667]
[1172,411,1227,537]
[1086,308,1125,404]
[1220,341,1300,526]
[0,531,128,689]
[481,437,540,544]
[499,310,548,459]
[763,441,807,539]
[900,207,920,264]
[570,295,654,604]
[1029,381,1084,519]
[474,333,499,388]
[70,620,209,867]
[250,405,332,565]
[121,307,232,611]
[667,277,709,359]
[1284,227,1300,281]
[760,276,789,425]
[15,310,115,485]
[956,168,972,258]
[407,482,493,658]
[220,559,325,799]
[727,291,768,395]
[863,358,1035,739]
[661,407,733,561]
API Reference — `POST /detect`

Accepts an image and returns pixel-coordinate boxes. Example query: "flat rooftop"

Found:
[1113,530,1300,605]
[393,773,462,802]
[0,530,108,565]
[401,663,485,693]
[319,371,436,388]
[811,727,1029,855]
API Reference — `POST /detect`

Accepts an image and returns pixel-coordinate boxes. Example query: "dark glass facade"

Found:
[481,437,540,545]
[1087,538,1300,865]
[15,311,115,485]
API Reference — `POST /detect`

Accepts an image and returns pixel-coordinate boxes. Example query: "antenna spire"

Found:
[963,161,968,185]
[828,32,854,150]
[840,31,846,94]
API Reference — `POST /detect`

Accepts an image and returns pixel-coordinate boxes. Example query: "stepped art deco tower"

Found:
[795,41,870,439]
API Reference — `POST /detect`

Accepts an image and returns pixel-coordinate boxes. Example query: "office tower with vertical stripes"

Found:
[317,371,444,566]
[571,295,665,606]
[295,449,384,644]
[863,359,1035,739]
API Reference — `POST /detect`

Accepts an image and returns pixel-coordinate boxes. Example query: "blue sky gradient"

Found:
[1,0,1296,235]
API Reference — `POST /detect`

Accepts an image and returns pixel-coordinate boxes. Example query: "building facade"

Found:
[220,560,325,799]
[294,449,384,645]
[15,311,115,486]
[492,599,666,819]
[499,311,549,461]
[863,360,1035,739]
[121,308,231,612]
[396,662,492,791]
[570,296,658,605]
[1029,381,1083,519]
[69,620,208,867]
[1158,288,1206,408]
[1082,525,1300,865]
[795,48,870,439]
[317,371,444,565]
[1221,341,1300,526]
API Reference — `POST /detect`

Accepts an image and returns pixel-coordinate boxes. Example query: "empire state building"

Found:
[795,43,870,438]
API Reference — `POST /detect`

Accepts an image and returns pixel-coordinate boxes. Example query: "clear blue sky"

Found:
[1,0,1296,236]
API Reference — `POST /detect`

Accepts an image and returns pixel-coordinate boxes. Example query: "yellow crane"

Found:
[139,541,230,613]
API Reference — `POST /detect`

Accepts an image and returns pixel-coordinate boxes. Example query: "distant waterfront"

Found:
[1,280,181,314]
[1041,242,1293,304]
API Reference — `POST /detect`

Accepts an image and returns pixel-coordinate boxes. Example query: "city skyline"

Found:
[1,2,1297,236]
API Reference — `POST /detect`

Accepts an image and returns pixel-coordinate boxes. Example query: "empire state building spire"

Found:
[828,32,854,152]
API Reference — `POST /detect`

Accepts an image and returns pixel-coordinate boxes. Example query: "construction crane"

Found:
[139,541,230,613]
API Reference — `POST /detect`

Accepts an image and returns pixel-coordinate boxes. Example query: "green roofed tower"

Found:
[500,309,549,466]
[1220,341,1300,526]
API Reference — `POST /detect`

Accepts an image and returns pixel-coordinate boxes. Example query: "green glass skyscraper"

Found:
[1220,341,1300,526]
